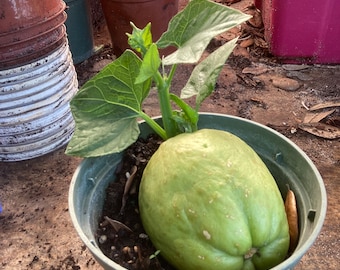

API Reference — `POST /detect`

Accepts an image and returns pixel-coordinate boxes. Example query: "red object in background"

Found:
[100,0,178,56]
[0,0,66,70]
[256,0,340,64]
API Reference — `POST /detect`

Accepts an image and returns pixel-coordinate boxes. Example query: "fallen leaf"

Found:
[282,64,309,71]
[285,186,299,253]
[240,38,254,48]
[272,77,301,91]
[254,37,268,48]
[104,216,133,232]
[121,165,138,214]
[309,101,340,111]
[242,65,269,75]
[303,109,336,123]
[247,9,263,28]
[237,73,259,87]
[299,122,340,139]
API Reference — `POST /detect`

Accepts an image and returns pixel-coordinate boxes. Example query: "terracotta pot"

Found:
[0,0,67,70]
[100,0,178,56]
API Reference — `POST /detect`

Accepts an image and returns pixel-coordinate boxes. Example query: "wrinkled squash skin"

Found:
[139,129,290,270]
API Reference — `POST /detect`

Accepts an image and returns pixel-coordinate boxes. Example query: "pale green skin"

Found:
[139,129,290,270]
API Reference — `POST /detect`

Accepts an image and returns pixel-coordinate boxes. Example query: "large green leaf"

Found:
[157,0,251,65]
[180,38,238,109]
[66,50,151,157]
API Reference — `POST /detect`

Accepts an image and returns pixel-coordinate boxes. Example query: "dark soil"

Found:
[96,134,174,269]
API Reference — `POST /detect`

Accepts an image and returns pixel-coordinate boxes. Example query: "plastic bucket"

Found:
[0,0,67,70]
[100,0,178,56]
[64,0,94,64]
[0,41,78,162]
[69,113,327,270]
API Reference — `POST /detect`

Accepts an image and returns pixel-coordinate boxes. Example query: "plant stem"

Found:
[167,64,177,83]
[139,111,167,140]
[154,71,178,138]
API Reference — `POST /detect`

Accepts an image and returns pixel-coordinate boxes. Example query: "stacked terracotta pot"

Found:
[0,0,78,161]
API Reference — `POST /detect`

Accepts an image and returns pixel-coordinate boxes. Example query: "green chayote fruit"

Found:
[139,129,289,270]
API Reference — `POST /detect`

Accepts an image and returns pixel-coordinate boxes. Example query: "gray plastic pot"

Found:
[69,113,327,270]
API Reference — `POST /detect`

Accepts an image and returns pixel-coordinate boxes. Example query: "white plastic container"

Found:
[0,41,78,161]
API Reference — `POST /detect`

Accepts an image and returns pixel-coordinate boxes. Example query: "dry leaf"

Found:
[242,66,269,75]
[303,109,336,123]
[309,101,340,111]
[247,10,263,28]
[104,216,133,232]
[121,165,138,214]
[299,122,340,139]
[254,37,268,49]
[240,38,254,48]
[285,187,299,253]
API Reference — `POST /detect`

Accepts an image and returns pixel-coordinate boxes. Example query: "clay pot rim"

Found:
[0,1,66,37]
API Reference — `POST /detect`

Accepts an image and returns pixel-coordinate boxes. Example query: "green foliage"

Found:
[66,0,251,157]
[181,38,238,110]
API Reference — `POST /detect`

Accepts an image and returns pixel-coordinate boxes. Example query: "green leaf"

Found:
[127,22,153,55]
[157,0,251,65]
[180,38,238,109]
[66,50,151,157]
[135,43,161,84]
[170,93,199,132]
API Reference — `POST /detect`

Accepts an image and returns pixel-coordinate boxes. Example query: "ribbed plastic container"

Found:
[256,0,340,63]
[0,0,67,70]
[0,41,78,162]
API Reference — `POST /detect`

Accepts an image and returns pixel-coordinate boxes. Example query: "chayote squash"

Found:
[139,129,290,270]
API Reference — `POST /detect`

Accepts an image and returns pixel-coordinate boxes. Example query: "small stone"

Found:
[98,235,107,244]
[122,246,131,254]
[272,77,301,91]
[139,233,149,239]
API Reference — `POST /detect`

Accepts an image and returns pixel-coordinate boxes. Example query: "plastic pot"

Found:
[256,0,340,64]
[0,41,78,161]
[64,0,94,64]
[100,0,178,56]
[69,113,327,270]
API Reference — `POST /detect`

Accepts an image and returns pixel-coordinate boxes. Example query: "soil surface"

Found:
[97,134,172,270]
[1,0,339,269]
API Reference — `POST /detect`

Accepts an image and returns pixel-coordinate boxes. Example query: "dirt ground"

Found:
[0,0,339,269]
